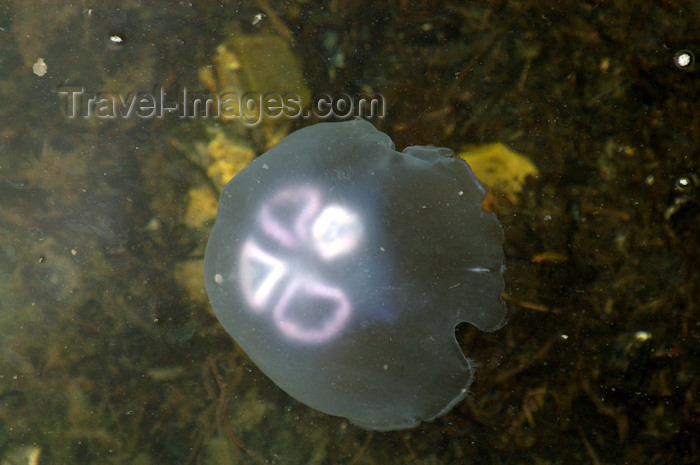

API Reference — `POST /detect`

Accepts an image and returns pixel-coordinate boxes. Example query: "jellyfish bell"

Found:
[204,119,507,430]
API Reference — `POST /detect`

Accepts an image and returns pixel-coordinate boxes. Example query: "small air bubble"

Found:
[676,176,691,189]
[674,50,694,70]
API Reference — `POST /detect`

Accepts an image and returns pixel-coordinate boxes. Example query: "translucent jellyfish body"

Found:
[204,119,506,430]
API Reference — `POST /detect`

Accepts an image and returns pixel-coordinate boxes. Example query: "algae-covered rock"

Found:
[225,34,311,109]
[458,143,538,195]
[198,34,308,145]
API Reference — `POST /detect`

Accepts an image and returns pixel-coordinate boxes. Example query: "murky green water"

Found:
[1,1,698,464]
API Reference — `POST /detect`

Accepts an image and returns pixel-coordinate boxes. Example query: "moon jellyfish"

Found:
[204,119,506,430]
